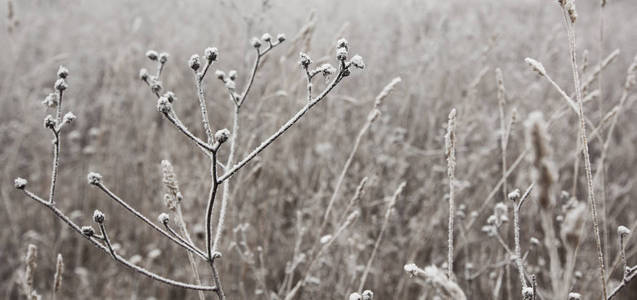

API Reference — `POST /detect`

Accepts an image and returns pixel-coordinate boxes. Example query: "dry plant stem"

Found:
[561,7,608,298]
[238,44,276,107]
[94,182,207,260]
[175,205,206,300]
[163,111,215,153]
[358,182,406,291]
[218,69,346,183]
[514,185,534,291]
[446,108,457,279]
[608,266,637,299]
[195,62,215,143]
[48,89,64,204]
[20,189,217,291]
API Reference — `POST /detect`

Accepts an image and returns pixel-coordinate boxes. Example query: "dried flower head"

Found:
[261,33,272,42]
[568,292,581,300]
[146,50,159,61]
[337,38,349,50]
[87,172,102,185]
[215,70,226,81]
[63,112,76,124]
[522,287,534,299]
[228,70,238,81]
[44,115,56,129]
[157,96,172,113]
[336,47,348,61]
[158,213,169,225]
[508,189,521,202]
[618,225,632,237]
[14,177,27,189]
[159,52,169,64]
[57,66,69,79]
[350,55,365,69]
[276,33,286,43]
[299,52,312,68]
[54,78,68,91]
[250,37,262,48]
[362,290,374,300]
[163,91,177,103]
[139,68,150,81]
[81,226,95,237]
[150,80,162,94]
[525,57,546,76]
[188,54,201,71]
[93,210,105,224]
[349,293,362,300]
[215,128,231,144]
[204,47,218,62]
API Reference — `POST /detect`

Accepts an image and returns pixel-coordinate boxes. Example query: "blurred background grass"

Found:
[2,0,637,298]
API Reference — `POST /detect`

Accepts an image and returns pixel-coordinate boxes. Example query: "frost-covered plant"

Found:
[15,33,364,299]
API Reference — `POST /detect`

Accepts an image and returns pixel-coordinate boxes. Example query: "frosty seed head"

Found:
[163,91,177,103]
[215,70,226,81]
[146,50,158,61]
[349,293,362,300]
[508,189,521,202]
[87,172,102,185]
[228,70,237,81]
[299,52,312,68]
[44,115,56,129]
[55,78,68,91]
[204,47,218,62]
[93,210,105,224]
[42,93,59,107]
[320,64,336,76]
[215,128,231,144]
[188,54,201,71]
[150,80,162,94]
[530,237,540,247]
[522,287,534,298]
[139,68,150,81]
[57,66,69,79]
[158,213,170,225]
[336,47,348,61]
[336,38,349,50]
[250,37,262,48]
[157,96,172,113]
[568,292,581,300]
[618,225,632,237]
[14,177,27,189]
[63,112,76,124]
[159,52,169,64]
[276,33,286,43]
[404,263,418,277]
[261,33,272,43]
[525,58,546,76]
[362,290,374,300]
[81,226,95,237]
[350,55,365,69]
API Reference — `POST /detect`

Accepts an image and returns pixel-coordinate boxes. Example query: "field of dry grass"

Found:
[2,0,637,299]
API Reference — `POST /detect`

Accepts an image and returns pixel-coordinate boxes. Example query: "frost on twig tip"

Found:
[14,177,27,189]
[361,290,374,300]
[525,57,546,77]
[87,172,102,185]
[54,78,68,91]
[93,210,105,224]
[215,128,231,144]
[157,96,172,113]
[81,226,95,237]
[57,65,69,79]
[188,54,201,71]
[204,47,218,62]
[158,213,170,225]
[618,225,632,237]
[146,50,159,61]
[568,292,581,300]
[349,292,362,300]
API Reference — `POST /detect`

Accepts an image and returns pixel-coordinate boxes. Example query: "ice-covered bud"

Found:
[349,293,362,300]
[261,33,272,43]
[215,128,230,144]
[158,213,170,225]
[525,57,546,76]
[299,52,312,68]
[42,93,59,107]
[276,33,286,43]
[14,177,27,189]
[568,292,581,300]
[530,237,540,247]
[93,210,105,224]
[522,287,534,299]
[57,66,69,79]
[350,55,365,69]
[55,78,68,91]
[44,115,56,129]
[81,226,95,237]
[362,290,374,300]
[508,189,521,202]
[225,80,236,90]
[215,70,226,81]
[63,112,76,124]
[204,47,218,62]
[250,37,262,48]
[336,38,349,50]
[319,234,332,244]
[336,47,348,61]
[163,91,177,103]
[188,54,201,71]
[618,225,632,237]
[87,172,102,185]
[150,80,162,94]
[228,70,237,81]
[146,50,158,61]
[139,68,150,81]
[157,96,172,113]
[159,52,169,64]
[404,263,419,277]
[320,64,336,76]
